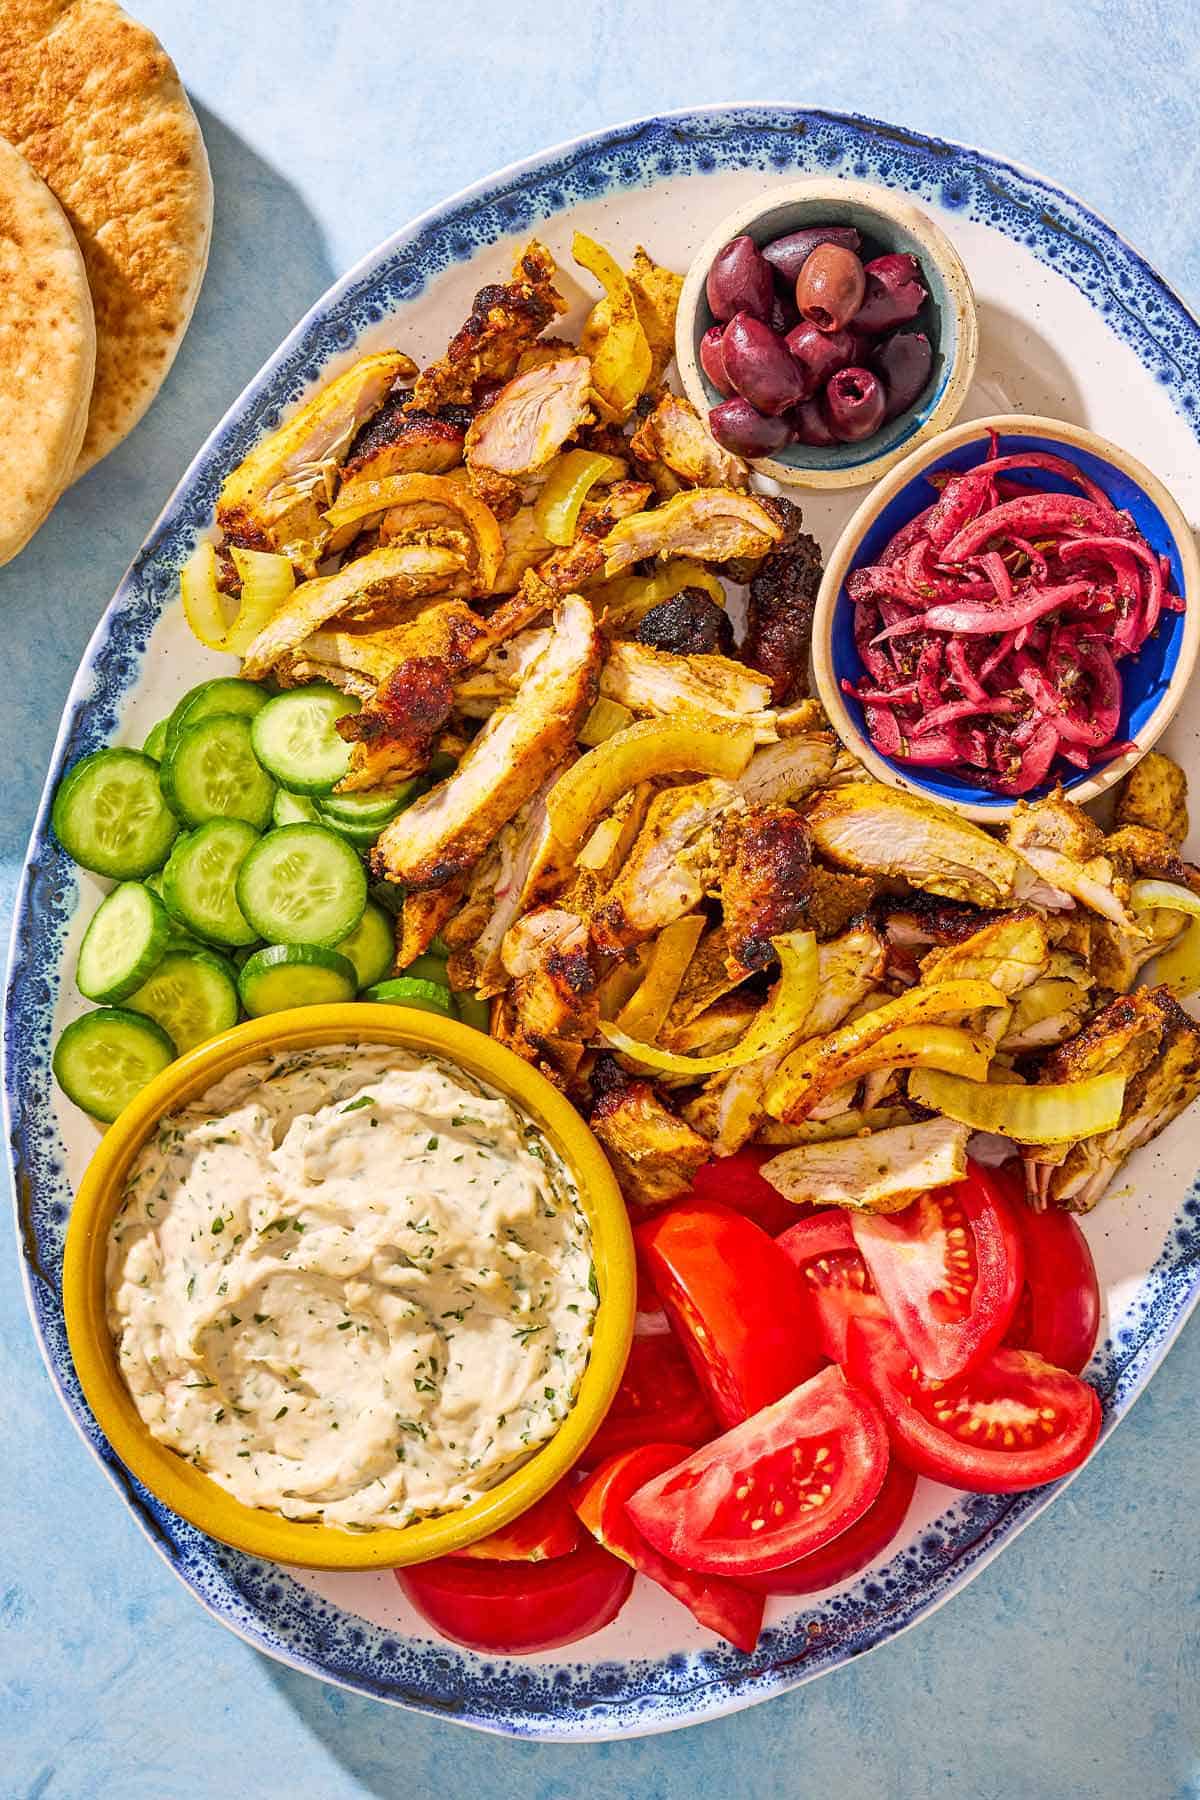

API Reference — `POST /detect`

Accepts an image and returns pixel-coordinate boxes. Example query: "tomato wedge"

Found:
[396,1537,633,1653]
[740,1454,917,1595]
[573,1444,764,1651]
[580,1332,718,1468]
[846,1315,1101,1493]
[777,1210,888,1364]
[1002,1190,1101,1375]
[625,1365,890,1577]
[450,1481,581,1562]
[687,1146,798,1236]
[850,1161,1024,1381]
[636,1201,825,1427]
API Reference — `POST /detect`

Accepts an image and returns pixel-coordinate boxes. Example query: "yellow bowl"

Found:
[63,1005,635,1570]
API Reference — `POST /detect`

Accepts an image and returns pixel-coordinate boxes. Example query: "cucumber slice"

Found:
[250,686,361,794]
[161,820,260,947]
[126,949,239,1053]
[273,789,320,828]
[402,952,452,987]
[335,900,394,990]
[235,824,366,947]
[166,678,270,752]
[142,718,171,762]
[160,713,276,830]
[362,977,458,1019]
[53,1008,176,1122]
[76,881,171,1004]
[52,748,180,879]
[318,780,422,829]
[455,991,491,1033]
[313,803,383,850]
[238,943,357,1016]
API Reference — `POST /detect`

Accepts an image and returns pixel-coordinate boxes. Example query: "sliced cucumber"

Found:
[166,677,271,752]
[362,977,458,1019]
[273,789,320,828]
[161,819,260,947]
[238,943,357,1016]
[53,1008,176,1122]
[250,686,361,794]
[126,950,239,1053]
[159,712,275,830]
[454,991,490,1033]
[235,824,366,947]
[335,900,394,990]
[314,804,384,850]
[76,882,170,1004]
[142,718,171,762]
[52,748,179,879]
[402,952,452,987]
[318,780,422,829]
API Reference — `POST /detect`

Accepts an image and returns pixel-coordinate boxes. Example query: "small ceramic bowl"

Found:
[676,177,978,490]
[63,1005,635,1569]
[812,413,1200,822]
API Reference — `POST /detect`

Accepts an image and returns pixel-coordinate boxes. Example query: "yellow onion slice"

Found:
[1152,917,1200,998]
[578,697,633,748]
[323,473,503,589]
[224,547,296,655]
[614,915,705,1041]
[546,716,754,856]
[599,930,817,1076]
[594,558,727,631]
[907,1067,1127,1144]
[1130,877,1200,918]
[573,231,653,422]
[534,449,627,546]
[179,542,231,651]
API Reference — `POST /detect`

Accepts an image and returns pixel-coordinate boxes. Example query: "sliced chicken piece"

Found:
[218,352,413,575]
[999,972,1094,1052]
[300,599,493,687]
[501,907,599,1042]
[1104,824,1200,891]
[465,356,592,479]
[591,778,737,953]
[761,1116,971,1214]
[410,241,566,411]
[883,895,999,951]
[342,404,465,486]
[663,926,750,1032]
[600,641,777,742]
[1089,910,1187,994]
[601,488,784,577]
[525,480,655,598]
[470,768,575,996]
[660,992,760,1058]
[718,806,812,976]
[373,594,600,889]
[742,500,825,703]
[626,248,684,387]
[453,628,552,717]
[919,915,1049,997]
[732,735,840,809]
[629,393,748,490]
[490,504,554,594]
[805,783,1028,909]
[397,879,466,968]
[589,1061,711,1208]
[634,590,733,656]
[1115,749,1188,844]
[806,866,881,941]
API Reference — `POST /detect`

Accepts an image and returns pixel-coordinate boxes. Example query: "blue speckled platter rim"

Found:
[6,104,1200,1740]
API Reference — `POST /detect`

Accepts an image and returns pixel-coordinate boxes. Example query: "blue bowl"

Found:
[814,415,1200,820]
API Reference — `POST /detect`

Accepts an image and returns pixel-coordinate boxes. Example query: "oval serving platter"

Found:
[7,105,1200,1741]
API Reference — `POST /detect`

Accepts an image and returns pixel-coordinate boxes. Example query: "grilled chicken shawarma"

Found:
[465,356,593,480]
[731,734,841,809]
[396,878,467,967]
[634,589,733,656]
[918,915,1049,998]
[1006,793,1142,931]
[589,1059,711,1208]
[218,352,414,575]
[591,778,736,953]
[742,500,825,703]
[373,594,600,889]
[520,481,656,599]
[1115,748,1188,844]
[719,807,813,976]
[804,782,1028,908]
[601,488,783,576]
[343,405,466,486]
[1025,988,1200,1211]
[761,1117,971,1214]
[409,241,566,411]
[630,392,748,490]
[599,641,777,740]
[500,907,599,1042]
[467,771,575,995]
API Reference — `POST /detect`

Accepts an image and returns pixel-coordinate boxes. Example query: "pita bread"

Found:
[0,0,213,476]
[0,134,95,565]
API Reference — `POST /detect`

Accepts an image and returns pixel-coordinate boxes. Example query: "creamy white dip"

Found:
[106,1046,596,1530]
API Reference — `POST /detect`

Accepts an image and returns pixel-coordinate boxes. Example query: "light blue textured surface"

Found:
[2,5,1199,1795]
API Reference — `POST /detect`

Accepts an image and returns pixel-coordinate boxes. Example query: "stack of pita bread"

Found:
[0,0,213,566]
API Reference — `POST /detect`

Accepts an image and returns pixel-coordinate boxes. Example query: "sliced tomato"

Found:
[625,1365,890,1577]
[846,1314,1102,1493]
[1002,1192,1101,1375]
[686,1146,798,1236]
[740,1454,917,1595]
[573,1444,764,1652]
[580,1332,718,1468]
[636,1201,825,1428]
[850,1161,1024,1381]
[777,1210,888,1364]
[396,1537,633,1653]
[450,1481,581,1562]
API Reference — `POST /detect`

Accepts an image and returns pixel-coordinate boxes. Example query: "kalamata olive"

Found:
[824,366,887,441]
[706,236,775,323]
[854,253,928,332]
[874,330,934,418]
[784,320,858,388]
[699,324,735,395]
[769,288,800,336]
[795,245,866,333]
[708,397,792,458]
[762,224,862,285]
[790,398,839,447]
[721,312,813,415]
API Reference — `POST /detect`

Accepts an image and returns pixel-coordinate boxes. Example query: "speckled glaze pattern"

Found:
[7,105,1200,1741]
